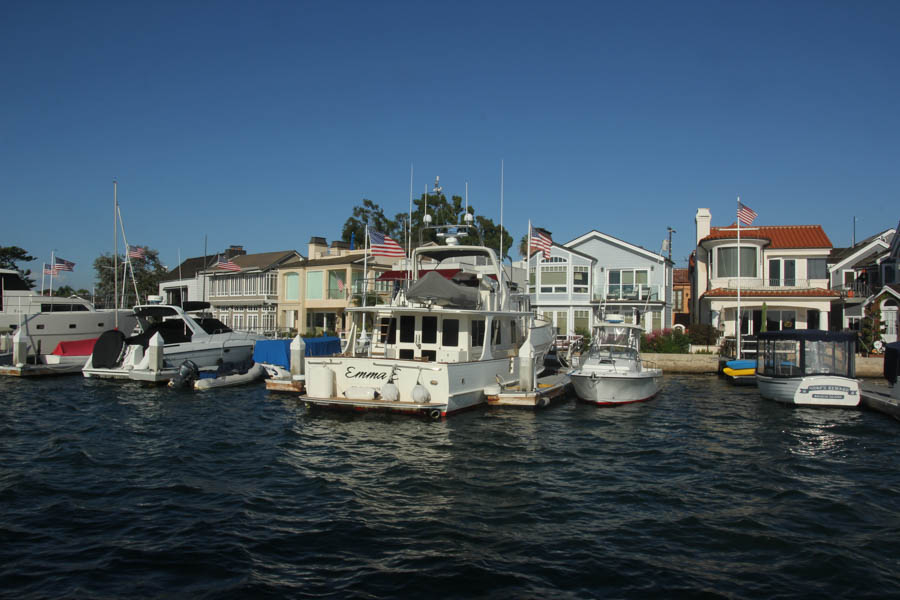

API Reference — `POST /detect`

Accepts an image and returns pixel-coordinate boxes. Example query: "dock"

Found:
[0,362,84,377]
[265,377,306,394]
[486,373,571,408]
[860,382,900,421]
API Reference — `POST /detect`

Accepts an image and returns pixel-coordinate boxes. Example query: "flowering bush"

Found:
[641,328,691,354]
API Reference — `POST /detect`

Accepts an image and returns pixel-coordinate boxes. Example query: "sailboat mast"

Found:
[114,179,119,329]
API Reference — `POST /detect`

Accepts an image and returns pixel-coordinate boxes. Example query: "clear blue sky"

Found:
[3,0,898,290]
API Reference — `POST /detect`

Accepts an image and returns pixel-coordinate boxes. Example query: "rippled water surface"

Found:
[2,374,899,598]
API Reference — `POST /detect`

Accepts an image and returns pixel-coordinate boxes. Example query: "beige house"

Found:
[277,237,399,336]
[204,246,303,335]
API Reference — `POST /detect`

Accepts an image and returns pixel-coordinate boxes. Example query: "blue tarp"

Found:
[253,337,342,368]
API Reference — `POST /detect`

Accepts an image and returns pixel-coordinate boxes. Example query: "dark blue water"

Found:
[2,375,899,599]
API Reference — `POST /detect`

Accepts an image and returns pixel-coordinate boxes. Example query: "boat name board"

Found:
[344,366,390,381]
[799,384,858,400]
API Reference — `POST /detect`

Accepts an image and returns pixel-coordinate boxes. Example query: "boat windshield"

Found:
[594,326,639,350]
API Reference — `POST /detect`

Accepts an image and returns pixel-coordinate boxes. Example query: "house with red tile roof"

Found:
[691,208,839,339]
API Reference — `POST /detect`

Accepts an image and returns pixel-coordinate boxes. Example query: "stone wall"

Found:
[643,353,885,378]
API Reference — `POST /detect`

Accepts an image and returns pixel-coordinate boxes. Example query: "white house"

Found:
[528,230,672,335]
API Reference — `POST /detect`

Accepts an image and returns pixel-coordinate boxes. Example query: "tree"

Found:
[93,249,167,308]
[341,190,513,259]
[0,245,36,288]
[860,301,882,354]
[341,199,400,249]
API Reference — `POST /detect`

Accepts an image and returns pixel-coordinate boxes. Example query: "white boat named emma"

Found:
[300,221,553,418]
[568,315,662,405]
[756,330,860,407]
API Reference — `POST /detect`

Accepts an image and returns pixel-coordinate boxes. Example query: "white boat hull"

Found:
[301,355,525,417]
[570,369,662,405]
[757,374,860,407]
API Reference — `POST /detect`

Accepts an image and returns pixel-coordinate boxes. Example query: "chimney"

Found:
[331,240,350,256]
[225,245,246,258]
[695,208,711,244]
[308,237,328,259]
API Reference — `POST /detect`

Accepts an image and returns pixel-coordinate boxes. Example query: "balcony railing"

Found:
[591,284,663,303]
[724,278,814,290]
[832,282,874,299]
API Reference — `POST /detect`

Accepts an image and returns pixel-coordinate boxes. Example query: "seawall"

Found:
[643,354,885,378]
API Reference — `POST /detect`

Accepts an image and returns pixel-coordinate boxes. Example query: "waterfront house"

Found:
[277,237,399,336]
[205,247,303,335]
[826,227,896,330]
[692,208,838,336]
[528,230,672,335]
[673,267,691,327]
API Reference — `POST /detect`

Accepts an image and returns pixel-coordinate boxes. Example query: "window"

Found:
[443,319,459,347]
[471,320,485,347]
[766,310,796,332]
[607,269,649,300]
[768,259,781,286]
[284,273,299,301]
[422,316,437,344]
[328,270,346,299]
[528,268,536,293]
[306,271,323,300]
[716,247,757,278]
[540,266,567,293]
[556,311,568,335]
[808,258,827,280]
[573,266,589,294]
[233,313,243,330]
[247,313,259,332]
[674,289,684,311]
[399,316,415,343]
[264,272,277,295]
[574,309,589,333]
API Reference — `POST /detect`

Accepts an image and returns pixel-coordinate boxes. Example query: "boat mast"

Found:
[736,196,742,359]
[114,179,119,329]
[499,160,504,294]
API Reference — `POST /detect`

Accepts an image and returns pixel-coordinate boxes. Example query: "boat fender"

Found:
[483,383,502,396]
[169,360,199,389]
[344,386,377,401]
[411,384,430,403]
[307,365,335,398]
[380,382,400,402]
[428,409,442,420]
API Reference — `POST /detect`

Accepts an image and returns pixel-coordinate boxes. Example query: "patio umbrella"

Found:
[761,302,768,332]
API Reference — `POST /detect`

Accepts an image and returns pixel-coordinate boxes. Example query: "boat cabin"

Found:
[590,321,643,362]
[756,330,857,379]
[130,303,231,346]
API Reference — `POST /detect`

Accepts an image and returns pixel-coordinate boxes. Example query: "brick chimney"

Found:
[225,245,246,258]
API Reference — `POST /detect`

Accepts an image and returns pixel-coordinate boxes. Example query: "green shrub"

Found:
[642,328,690,354]
[688,323,719,346]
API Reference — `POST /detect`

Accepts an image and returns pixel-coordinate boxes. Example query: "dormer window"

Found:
[715,247,757,278]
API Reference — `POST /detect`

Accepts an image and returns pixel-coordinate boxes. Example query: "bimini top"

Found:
[757,330,857,343]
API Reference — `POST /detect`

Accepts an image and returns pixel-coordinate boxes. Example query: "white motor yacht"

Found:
[83,301,260,381]
[300,221,553,418]
[756,330,859,407]
[569,316,662,405]
[0,268,137,366]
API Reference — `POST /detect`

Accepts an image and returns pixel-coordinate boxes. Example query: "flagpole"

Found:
[527,220,533,297]
[736,196,742,359]
[49,250,55,305]
[499,159,505,294]
[41,264,45,296]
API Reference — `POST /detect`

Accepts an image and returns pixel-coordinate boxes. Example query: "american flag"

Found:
[531,227,553,260]
[215,255,241,271]
[54,257,75,271]
[127,245,146,259]
[737,201,758,226]
[368,227,405,257]
[43,263,58,276]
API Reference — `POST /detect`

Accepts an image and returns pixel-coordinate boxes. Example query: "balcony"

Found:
[832,282,875,300]
[592,284,663,303]
[724,278,814,291]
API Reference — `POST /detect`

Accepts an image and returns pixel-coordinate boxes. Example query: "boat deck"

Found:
[860,382,900,420]
[486,373,571,408]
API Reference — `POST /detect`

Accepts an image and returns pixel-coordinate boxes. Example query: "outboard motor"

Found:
[169,360,200,389]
